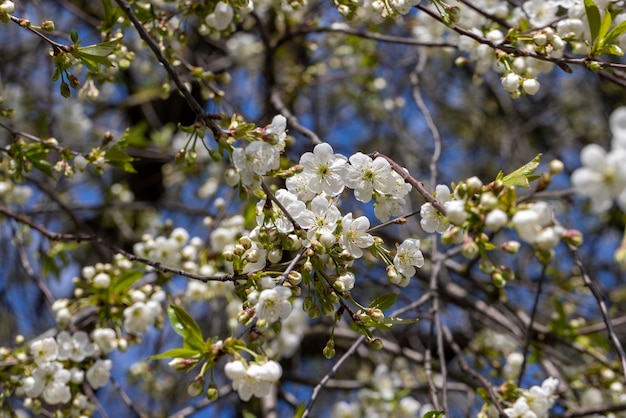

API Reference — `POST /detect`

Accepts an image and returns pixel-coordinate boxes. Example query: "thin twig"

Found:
[301,335,366,418]
[0,206,246,283]
[573,249,626,382]
[113,0,223,138]
[110,375,149,418]
[518,265,547,386]
[371,152,447,215]
[441,325,507,417]
[270,89,322,145]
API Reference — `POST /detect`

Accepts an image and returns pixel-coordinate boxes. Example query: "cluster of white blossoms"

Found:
[18,330,114,408]
[133,227,203,271]
[503,377,559,418]
[123,287,165,335]
[233,115,287,190]
[413,0,626,97]
[512,201,563,250]
[224,359,282,401]
[0,180,32,206]
[331,363,434,418]
[572,106,626,215]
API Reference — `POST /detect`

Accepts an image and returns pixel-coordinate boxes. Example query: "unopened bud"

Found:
[549,159,564,175]
[206,386,219,401]
[501,240,520,254]
[367,308,384,322]
[561,229,583,247]
[169,357,199,371]
[239,235,252,250]
[323,340,335,359]
[369,338,384,350]
[41,20,55,31]
[461,238,479,259]
[187,378,204,397]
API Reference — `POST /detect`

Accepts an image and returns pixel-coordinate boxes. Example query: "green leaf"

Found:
[600,43,625,56]
[597,8,612,44]
[71,37,122,71]
[293,402,306,418]
[501,153,542,188]
[148,347,201,360]
[167,304,206,352]
[70,28,78,43]
[423,411,446,418]
[602,20,626,46]
[105,147,136,173]
[368,293,397,311]
[111,271,143,294]
[584,0,601,45]
[242,411,257,418]
[76,38,122,58]
[382,317,419,326]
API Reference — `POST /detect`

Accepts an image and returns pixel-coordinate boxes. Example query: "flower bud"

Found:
[461,238,479,259]
[323,340,335,359]
[501,240,520,254]
[549,159,564,175]
[169,357,199,371]
[206,386,219,401]
[187,377,204,397]
[561,229,583,247]
[369,338,384,350]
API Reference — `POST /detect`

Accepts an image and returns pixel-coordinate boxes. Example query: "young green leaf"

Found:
[501,153,542,188]
[584,0,601,45]
[111,271,143,294]
[148,347,202,360]
[601,20,626,47]
[597,8,613,47]
[382,317,419,326]
[423,411,446,418]
[368,293,397,311]
[70,28,79,44]
[167,304,206,352]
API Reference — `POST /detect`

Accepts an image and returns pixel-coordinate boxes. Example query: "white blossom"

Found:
[571,144,626,213]
[298,195,341,240]
[299,143,348,196]
[123,300,161,335]
[256,286,292,323]
[205,1,234,31]
[345,153,394,203]
[339,213,374,258]
[56,331,97,362]
[225,360,282,401]
[30,337,59,366]
[91,328,118,355]
[86,359,112,389]
[393,238,425,279]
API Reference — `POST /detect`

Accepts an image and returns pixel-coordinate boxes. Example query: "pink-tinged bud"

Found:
[501,241,520,254]
[461,238,479,259]
[169,357,199,371]
[562,229,583,247]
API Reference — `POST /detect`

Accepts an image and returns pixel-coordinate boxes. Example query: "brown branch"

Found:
[0,205,245,283]
[113,0,223,138]
[371,152,448,215]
